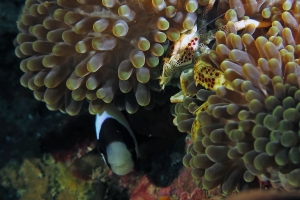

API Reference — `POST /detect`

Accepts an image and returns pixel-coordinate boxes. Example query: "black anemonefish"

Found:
[95,104,138,175]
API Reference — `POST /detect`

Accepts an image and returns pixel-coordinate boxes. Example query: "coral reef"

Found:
[119,167,205,200]
[0,155,97,200]
[228,190,300,200]
[9,0,300,199]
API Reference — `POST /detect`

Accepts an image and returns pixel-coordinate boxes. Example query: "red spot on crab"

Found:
[194,37,198,41]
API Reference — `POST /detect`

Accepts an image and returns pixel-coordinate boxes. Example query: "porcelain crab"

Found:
[159,16,270,103]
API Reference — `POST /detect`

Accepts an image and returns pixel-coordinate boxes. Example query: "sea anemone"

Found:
[15,0,204,115]
[178,1,300,194]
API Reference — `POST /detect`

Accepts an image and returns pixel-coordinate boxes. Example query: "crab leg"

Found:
[199,19,272,44]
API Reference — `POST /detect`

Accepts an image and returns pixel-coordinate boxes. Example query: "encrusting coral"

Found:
[174,0,300,195]
[15,0,207,115]
[0,155,98,200]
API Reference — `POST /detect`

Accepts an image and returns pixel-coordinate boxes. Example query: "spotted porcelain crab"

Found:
[159,25,201,90]
[159,0,216,91]
[159,10,271,102]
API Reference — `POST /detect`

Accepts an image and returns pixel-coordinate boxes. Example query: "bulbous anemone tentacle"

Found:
[16,0,205,114]
[174,1,300,194]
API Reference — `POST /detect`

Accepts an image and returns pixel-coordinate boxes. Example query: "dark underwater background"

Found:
[1,0,71,198]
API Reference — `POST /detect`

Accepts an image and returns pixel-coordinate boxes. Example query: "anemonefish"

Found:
[95,104,138,175]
